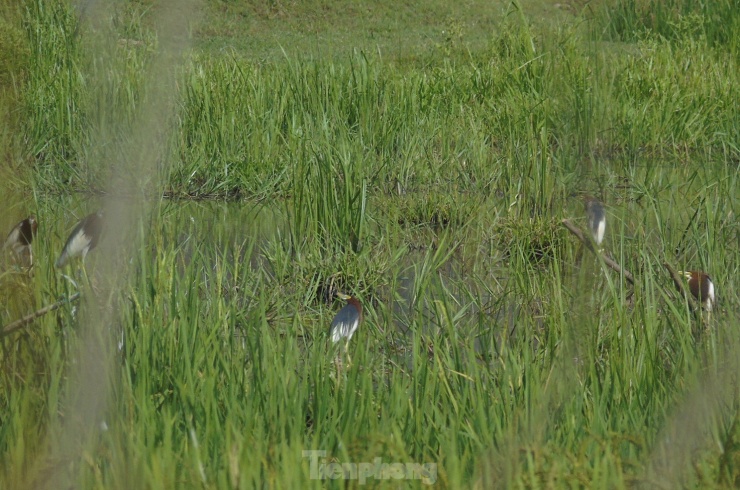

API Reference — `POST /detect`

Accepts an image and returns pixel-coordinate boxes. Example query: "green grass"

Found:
[1,0,740,488]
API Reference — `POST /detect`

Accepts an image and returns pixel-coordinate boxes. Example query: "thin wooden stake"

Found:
[561,218,635,285]
[1,293,81,337]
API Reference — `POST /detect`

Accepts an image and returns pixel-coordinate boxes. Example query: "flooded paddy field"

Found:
[1,0,739,487]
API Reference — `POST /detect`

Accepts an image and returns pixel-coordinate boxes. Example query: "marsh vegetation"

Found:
[1,0,739,487]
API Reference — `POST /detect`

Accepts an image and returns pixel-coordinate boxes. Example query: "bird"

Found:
[3,216,38,265]
[678,270,715,312]
[56,210,104,268]
[584,197,606,249]
[330,292,363,344]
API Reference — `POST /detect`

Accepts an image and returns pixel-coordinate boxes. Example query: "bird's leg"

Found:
[80,263,91,290]
[333,354,344,381]
[344,342,352,367]
[79,263,101,299]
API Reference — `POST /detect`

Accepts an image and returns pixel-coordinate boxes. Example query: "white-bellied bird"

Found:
[4,216,38,266]
[330,292,363,344]
[56,210,103,268]
[585,197,606,248]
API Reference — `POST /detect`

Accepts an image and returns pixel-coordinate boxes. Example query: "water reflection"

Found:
[2,197,558,368]
[152,201,513,353]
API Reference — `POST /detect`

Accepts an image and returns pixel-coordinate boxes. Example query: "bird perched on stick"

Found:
[56,210,104,268]
[678,270,715,312]
[3,216,38,266]
[584,197,606,249]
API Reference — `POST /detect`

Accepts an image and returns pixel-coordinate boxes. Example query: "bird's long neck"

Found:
[348,298,363,321]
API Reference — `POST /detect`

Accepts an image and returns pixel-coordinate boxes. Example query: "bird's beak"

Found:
[336,292,351,301]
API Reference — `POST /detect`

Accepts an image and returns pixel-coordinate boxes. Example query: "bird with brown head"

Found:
[330,292,363,344]
[3,216,38,266]
[678,270,715,311]
[56,210,104,268]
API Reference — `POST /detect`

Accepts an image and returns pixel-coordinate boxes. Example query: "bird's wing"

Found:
[330,305,359,342]
[56,221,92,267]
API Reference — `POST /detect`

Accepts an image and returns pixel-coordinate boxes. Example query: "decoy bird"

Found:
[56,210,103,268]
[584,197,606,249]
[678,270,715,312]
[3,216,37,266]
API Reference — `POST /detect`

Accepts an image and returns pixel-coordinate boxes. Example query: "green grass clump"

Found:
[0,12,28,86]
[0,0,739,488]
[20,0,153,187]
[21,0,85,166]
[494,214,565,266]
[598,0,740,52]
